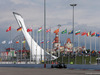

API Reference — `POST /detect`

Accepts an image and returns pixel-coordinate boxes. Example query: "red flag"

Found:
[54,29,59,33]
[46,29,51,32]
[52,40,55,44]
[27,28,32,32]
[86,32,90,36]
[91,32,95,36]
[16,40,19,43]
[6,26,11,32]
[81,32,86,36]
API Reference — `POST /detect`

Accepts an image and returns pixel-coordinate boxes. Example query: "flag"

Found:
[96,33,100,37]
[27,27,32,32]
[81,32,86,36]
[41,40,44,44]
[2,40,6,44]
[38,27,42,32]
[8,40,12,44]
[82,51,84,54]
[6,26,11,32]
[46,29,51,32]
[85,50,87,53]
[17,27,22,31]
[16,40,19,43]
[75,30,80,35]
[22,40,26,43]
[61,29,67,34]
[68,30,73,34]
[47,41,49,43]
[92,50,95,54]
[91,32,95,37]
[54,29,59,33]
[86,32,91,36]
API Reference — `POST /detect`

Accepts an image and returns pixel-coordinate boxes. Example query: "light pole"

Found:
[44,0,46,66]
[58,24,61,57]
[70,4,77,53]
[70,4,77,64]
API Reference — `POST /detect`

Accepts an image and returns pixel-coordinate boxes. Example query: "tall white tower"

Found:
[13,12,57,63]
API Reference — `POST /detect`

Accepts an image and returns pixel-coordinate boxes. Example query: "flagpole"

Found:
[78,34,79,48]
[85,35,86,50]
[99,37,100,52]
[33,29,34,64]
[77,34,79,64]
[48,30,50,64]
[84,35,86,64]
[90,36,91,64]
[99,37,100,50]
[82,35,84,64]
[98,37,100,64]
[40,30,42,63]
[36,29,38,64]
[47,32,48,52]
[77,34,80,64]
[63,29,67,63]
[95,32,96,52]
[21,36,22,63]
[50,28,52,64]
[30,31,32,64]
[10,28,12,63]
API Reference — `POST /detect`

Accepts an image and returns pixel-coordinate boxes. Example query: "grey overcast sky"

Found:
[0,0,100,50]
[0,0,100,29]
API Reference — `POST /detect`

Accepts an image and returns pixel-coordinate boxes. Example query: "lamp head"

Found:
[70,4,77,6]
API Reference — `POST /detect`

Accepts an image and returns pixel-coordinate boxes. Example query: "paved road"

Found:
[0,67,100,75]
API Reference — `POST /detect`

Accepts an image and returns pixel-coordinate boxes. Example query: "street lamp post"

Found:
[58,24,61,57]
[70,4,77,64]
[44,0,46,66]
[70,4,77,53]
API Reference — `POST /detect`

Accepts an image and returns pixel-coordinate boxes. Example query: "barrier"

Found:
[0,64,100,70]
[67,64,100,70]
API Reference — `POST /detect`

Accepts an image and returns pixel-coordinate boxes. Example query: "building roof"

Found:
[6,48,15,50]
[17,50,30,52]
[67,38,71,43]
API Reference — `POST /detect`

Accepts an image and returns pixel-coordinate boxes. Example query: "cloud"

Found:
[0,0,100,50]
[1,0,100,29]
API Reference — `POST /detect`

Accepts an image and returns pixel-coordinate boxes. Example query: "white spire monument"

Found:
[13,12,57,64]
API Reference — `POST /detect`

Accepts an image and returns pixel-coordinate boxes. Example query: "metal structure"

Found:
[70,4,77,53]
[13,12,57,64]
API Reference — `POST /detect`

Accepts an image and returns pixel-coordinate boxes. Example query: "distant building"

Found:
[6,48,16,57]
[0,48,16,60]
[53,32,61,55]
[6,48,15,52]
[74,46,86,53]
[64,38,73,53]
[60,46,64,52]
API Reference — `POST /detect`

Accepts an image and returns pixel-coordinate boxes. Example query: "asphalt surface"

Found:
[0,67,100,75]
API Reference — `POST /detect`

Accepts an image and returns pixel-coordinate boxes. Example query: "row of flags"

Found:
[2,40,51,45]
[6,26,100,37]
[54,28,73,34]
[75,31,100,37]
[60,28,100,37]
[1,40,13,44]
[6,26,100,45]
[6,26,51,33]
[1,40,26,44]
[40,40,49,44]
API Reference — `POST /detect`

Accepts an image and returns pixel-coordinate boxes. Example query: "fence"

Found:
[0,53,99,65]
